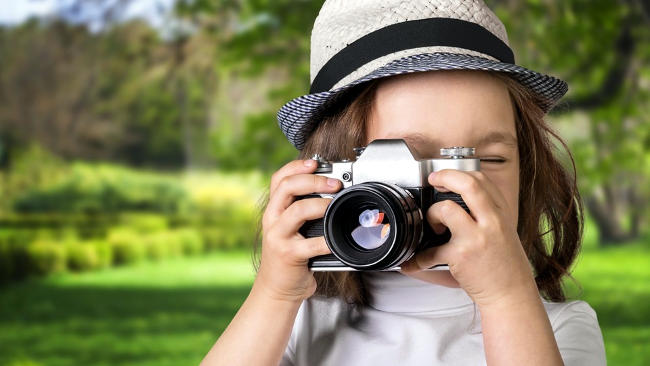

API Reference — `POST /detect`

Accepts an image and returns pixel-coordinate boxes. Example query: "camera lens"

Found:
[323,182,422,270]
[351,208,391,250]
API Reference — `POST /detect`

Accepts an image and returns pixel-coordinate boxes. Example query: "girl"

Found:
[202,1,606,365]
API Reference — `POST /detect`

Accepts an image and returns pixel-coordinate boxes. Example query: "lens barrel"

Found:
[323,182,423,270]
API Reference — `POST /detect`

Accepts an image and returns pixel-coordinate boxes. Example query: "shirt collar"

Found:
[362,271,474,313]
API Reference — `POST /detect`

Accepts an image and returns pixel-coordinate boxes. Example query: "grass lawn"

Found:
[564,237,650,365]
[1,239,649,365]
[0,251,256,366]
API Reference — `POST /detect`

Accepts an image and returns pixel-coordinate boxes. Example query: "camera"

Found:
[297,139,479,271]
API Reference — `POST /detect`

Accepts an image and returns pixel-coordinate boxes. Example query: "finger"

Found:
[427,198,475,231]
[400,243,454,273]
[465,171,507,211]
[292,236,332,261]
[430,221,447,235]
[275,197,332,238]
[265,174,341,228]
[270,159,318,197]
[428,169,498,222]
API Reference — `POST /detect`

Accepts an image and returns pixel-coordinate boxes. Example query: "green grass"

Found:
[0,251,256,366]
[564,237,650,365]
[1,238,649,365]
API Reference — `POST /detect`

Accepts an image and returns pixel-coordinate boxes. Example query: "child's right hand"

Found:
[252,159,342,303]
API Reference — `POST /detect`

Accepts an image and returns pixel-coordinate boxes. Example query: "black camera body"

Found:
[297,139,480,271]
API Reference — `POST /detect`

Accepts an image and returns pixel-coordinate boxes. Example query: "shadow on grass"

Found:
[1,282,251,366]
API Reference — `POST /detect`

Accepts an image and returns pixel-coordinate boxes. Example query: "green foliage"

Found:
[118,213,169,233]
[65,243,99,272]
[142,232,173,261]
[0,242,15,284]
[26,241,67,275]
[211,110,299,172]
[0,145,68,215]
[107,229,146,266]
[175,228,204,256]
[92,240,113,269]
[13,163,187,214]
[0,165,264,283]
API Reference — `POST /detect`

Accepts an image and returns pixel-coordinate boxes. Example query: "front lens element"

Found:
[323,182,422,270]
[351,208,390,250]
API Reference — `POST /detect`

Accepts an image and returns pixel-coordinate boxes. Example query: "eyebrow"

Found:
[383,131,517,150]
[475,131,517,147]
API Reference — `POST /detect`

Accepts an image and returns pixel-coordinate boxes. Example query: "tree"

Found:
[186,0,650,243]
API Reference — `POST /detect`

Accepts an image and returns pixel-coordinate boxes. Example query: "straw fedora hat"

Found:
[277,0,568,150]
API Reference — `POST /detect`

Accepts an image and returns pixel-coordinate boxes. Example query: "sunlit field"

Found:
[2,233,649,366]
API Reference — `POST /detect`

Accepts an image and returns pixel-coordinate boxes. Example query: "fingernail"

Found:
[327,178,339,187]
[304,159,316,167]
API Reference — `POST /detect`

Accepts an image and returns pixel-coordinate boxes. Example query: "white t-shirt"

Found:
[280,271,606,366]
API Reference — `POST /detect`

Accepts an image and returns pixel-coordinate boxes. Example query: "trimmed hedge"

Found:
[1,166,264,283]
[13,164,187,214]
[66,243,99,272]
[26,241,66,275]
[108,229,146,266]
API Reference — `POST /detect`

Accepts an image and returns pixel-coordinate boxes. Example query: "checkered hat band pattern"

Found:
[278,53,568,150]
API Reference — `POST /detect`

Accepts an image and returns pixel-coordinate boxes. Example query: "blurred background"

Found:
[0,0,648,365]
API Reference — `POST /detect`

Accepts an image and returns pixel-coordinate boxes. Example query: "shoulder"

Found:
[283,295,351,360]
[543,299,599,328]
[542,300,607,366]
[281,295,357,365]
[294,295,353,331]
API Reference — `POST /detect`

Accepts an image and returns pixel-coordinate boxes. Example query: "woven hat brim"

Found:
[277,52,568,150]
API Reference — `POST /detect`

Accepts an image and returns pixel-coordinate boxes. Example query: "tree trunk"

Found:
[584,181,640,245]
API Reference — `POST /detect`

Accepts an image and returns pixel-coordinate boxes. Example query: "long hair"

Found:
[253,70,583,304]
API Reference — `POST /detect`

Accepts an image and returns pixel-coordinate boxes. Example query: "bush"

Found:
[202,228,223,251]
[119,213,168,233]
[26,241,66,275]
[92,240,113,269]
[0,242,15,284]
[108,229,145,266]
[175,228,204,255]
[66,243,99,272]
[13,163,187,215]
[142,232,171,261]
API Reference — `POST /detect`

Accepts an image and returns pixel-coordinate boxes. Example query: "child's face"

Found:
[366,69,520,241]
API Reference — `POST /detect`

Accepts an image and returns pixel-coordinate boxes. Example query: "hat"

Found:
[277,0,568,150]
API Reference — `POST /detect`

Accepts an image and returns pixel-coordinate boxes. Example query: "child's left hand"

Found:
[399,169,539,308]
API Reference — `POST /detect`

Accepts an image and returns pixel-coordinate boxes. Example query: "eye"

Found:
[479,157,506,163]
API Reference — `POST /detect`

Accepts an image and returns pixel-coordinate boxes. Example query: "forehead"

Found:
[366,70,516,147]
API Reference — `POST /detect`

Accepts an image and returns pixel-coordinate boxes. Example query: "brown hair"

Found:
[253,70,583,304]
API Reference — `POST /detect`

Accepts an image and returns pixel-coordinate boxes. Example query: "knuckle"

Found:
[480,213,501,231]
[474,232,489,251]
[263,230,279,248]
[262,211,271,228]
[277,175,293,193]
[463,176,480,194]
[473,171,486,181]
[289,198,314,218]
[312,174,321,190]
[276,242,293,258]
[270,170,283,188]
[439,200,456,214]
[455,244,471,261]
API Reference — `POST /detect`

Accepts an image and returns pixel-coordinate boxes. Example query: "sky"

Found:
[1,0,177,30]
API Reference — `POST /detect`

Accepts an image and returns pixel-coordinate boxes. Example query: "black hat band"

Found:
[310,17,515,94]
